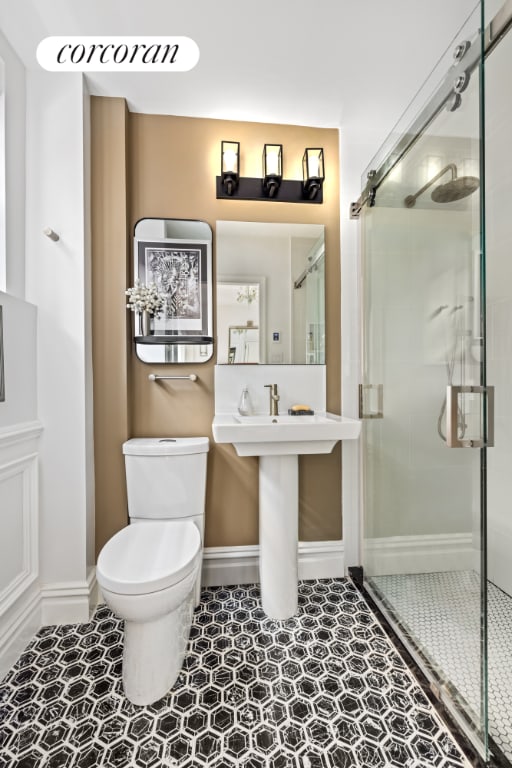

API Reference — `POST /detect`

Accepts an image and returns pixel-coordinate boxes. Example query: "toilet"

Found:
[96,437,209,706]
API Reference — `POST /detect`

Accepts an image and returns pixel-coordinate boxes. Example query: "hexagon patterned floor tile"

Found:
[0,579,471,767]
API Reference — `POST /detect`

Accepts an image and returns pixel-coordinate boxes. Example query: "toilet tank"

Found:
[123,438,209,522]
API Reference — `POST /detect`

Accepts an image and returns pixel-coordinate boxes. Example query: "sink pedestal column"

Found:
[259,454,298,620]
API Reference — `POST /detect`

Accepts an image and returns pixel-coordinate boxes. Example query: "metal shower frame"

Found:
[349,0,512,219]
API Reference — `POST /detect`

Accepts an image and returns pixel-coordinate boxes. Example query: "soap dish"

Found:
[288,408,314,416]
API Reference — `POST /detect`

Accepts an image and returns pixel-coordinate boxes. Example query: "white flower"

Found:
[125,278,165,316]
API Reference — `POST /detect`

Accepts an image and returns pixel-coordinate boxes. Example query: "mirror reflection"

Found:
[229,324,260,364]
[216,221,325,364]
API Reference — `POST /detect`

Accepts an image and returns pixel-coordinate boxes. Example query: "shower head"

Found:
[404,163,480,208]
[430,175,480,203]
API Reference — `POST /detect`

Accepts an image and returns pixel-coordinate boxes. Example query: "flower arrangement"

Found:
[126,278,165,316]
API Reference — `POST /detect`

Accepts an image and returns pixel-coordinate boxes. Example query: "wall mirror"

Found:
[133,218,213,364]
[216,221,325,364]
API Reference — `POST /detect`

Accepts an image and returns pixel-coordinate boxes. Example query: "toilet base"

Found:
[122,587,195,706]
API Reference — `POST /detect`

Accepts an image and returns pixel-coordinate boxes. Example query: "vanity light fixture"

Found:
[216,142,324,203]
[302,148,325,200]
[221,140,240,196]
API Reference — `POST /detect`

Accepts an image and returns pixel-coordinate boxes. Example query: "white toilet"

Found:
[96,437,209,706]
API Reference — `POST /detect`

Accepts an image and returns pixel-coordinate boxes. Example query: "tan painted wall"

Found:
[92,98,342,554]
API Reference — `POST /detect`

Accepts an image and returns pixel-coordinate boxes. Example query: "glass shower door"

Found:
[360,5,489,756]
[483,11,512,763]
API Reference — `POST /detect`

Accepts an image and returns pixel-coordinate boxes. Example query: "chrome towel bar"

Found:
[148,374,198,382]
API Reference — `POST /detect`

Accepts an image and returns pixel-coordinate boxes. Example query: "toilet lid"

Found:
[123,437,209,456]
[97,521,201,595]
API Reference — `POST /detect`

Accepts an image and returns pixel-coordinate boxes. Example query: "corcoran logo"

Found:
[36,36,200,72]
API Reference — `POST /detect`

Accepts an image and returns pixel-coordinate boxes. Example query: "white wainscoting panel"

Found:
[0,452,39,610]
[0,421,43,679]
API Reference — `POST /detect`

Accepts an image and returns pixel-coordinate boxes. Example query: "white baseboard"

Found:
[0,570,98,680]
[363,533,474,576]
[202,540,344,587]
[40,568,98,626]
[297,541,345,580]
[488,522,512,596]
[88,568,101,616]
[0,584,41,681]
[202,545,259,587]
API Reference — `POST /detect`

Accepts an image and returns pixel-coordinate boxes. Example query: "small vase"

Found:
[140,310,152,337]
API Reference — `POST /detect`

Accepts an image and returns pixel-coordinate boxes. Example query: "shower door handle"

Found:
[446,385,494,448]
[359,384,383,419]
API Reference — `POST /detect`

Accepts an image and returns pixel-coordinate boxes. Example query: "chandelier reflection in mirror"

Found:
[236,286,259,304]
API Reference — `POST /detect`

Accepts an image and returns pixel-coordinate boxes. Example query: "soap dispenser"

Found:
[238,384,252,416]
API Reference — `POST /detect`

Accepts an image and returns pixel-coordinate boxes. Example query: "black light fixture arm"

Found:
[222,173,238,196]
[216,175,323,204]
[263,176,280,198]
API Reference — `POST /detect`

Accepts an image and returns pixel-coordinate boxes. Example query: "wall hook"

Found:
[43,227,60,242]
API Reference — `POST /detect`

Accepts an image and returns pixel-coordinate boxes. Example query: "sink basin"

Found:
[212,410,361,620]
[212,412,361,456]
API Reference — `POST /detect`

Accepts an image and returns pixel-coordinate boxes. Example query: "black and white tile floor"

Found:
[373,570,512,764]
[0,579,471,767]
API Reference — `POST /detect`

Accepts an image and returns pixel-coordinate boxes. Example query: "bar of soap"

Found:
[288,404,315,415]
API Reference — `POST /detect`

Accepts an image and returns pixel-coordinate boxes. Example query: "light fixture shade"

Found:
[302,148,325,199]
[262,144,283,197]
[221,141,240,195]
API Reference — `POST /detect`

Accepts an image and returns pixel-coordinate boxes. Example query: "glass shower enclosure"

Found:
[356,2,512,762]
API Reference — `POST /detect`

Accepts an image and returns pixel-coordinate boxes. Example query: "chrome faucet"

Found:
[264,384,280,416]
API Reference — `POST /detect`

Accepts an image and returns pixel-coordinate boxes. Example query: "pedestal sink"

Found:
[212,413,361,619]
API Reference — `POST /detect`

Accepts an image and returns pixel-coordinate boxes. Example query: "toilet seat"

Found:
[97,520,200,596]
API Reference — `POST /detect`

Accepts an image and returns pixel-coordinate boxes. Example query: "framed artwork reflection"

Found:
[136,239,209,337]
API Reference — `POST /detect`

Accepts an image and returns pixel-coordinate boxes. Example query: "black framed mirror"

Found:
[132,218,214,364]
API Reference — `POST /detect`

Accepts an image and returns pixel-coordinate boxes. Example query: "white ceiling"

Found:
[1,0,479,143]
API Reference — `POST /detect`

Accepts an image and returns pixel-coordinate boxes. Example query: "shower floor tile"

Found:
[0,578,471,767]
[373,571,512,764]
